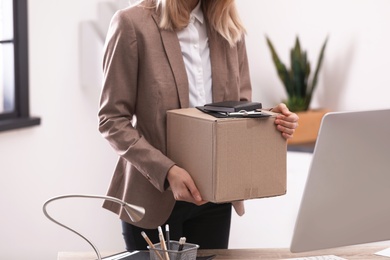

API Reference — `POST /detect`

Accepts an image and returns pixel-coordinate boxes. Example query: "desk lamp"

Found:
[43,194,145,260]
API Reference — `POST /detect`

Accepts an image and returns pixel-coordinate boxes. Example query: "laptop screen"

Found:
[290,109,390,253]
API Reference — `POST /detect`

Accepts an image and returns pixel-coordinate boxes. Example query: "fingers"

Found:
[166,166,207,205]
[275,114,299,128]
[186,183,206,205]
[278,103,292,116]
[185,180,204,203]
[175,181,207,205]
[276,123,296,139]
[271,103,291,115]
[272,103,299,139]
[275,117,299,139]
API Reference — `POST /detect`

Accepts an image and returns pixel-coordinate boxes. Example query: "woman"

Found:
[98,0,298,251]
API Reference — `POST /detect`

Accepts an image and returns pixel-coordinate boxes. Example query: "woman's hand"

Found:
[167,165,207,205]
[270,103,299,140]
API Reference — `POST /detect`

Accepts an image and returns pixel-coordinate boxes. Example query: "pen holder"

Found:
[148,240,199,260]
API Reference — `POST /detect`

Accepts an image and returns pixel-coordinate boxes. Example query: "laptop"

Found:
[290,109,390,253]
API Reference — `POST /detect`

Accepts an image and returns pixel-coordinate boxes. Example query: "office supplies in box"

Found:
[201,100,262,113]
[167,108,287,203]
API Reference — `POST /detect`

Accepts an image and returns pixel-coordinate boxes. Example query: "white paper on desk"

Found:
[283,255,346,260]
[103,251,138,260]
[375,247,390,258]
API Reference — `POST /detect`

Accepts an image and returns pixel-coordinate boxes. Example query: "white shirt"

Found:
[176,1,212,107]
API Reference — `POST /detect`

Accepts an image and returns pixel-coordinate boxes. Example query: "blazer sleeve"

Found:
[98,9,175,192]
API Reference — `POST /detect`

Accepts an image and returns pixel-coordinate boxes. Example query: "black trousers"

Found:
[122,201,232,251]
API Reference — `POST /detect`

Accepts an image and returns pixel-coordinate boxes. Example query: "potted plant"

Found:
[266,36,329,144]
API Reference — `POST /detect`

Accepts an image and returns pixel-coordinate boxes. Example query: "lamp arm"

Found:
[42,194,145,260]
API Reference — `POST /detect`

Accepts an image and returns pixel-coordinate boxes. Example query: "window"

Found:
[0,0,40,132]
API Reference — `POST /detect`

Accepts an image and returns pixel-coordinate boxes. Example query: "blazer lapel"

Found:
[151,13,189,108]
[208,27,228,103]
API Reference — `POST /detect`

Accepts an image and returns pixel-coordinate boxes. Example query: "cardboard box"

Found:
[167,108,287,203]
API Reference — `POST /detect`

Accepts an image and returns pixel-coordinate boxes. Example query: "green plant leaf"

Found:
[285,96,307,112]
[306,36,329,110]
[265,36,293,96]
[290,36,307,99]
[266,35,328,111]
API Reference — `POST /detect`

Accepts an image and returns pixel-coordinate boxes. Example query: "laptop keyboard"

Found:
[285,255,347,260]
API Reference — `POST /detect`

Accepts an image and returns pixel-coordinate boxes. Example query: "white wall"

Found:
[0,1,124,259]
[238,0,390,111]
[231,0,390,249]
[0,1,390,259]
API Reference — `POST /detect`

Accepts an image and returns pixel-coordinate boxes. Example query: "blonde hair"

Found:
[150,0,246,46]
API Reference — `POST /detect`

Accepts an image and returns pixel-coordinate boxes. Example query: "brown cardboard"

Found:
[167,108,287,203]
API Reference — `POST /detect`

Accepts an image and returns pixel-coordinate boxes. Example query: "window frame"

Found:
[0,0,40,132]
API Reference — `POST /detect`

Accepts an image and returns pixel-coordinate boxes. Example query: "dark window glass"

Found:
[0,0,40,132]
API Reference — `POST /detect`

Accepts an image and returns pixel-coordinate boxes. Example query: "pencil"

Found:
[158,226,170,260]
[141,231,164,260]
[165,224,171,250]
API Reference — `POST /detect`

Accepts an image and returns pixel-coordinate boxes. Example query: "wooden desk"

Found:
[58,244,390,259]
[198,245,389,259]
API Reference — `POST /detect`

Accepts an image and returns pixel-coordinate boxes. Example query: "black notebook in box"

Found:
[202,101,262,113]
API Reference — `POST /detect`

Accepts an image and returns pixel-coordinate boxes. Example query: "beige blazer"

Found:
[98,3,252,229]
